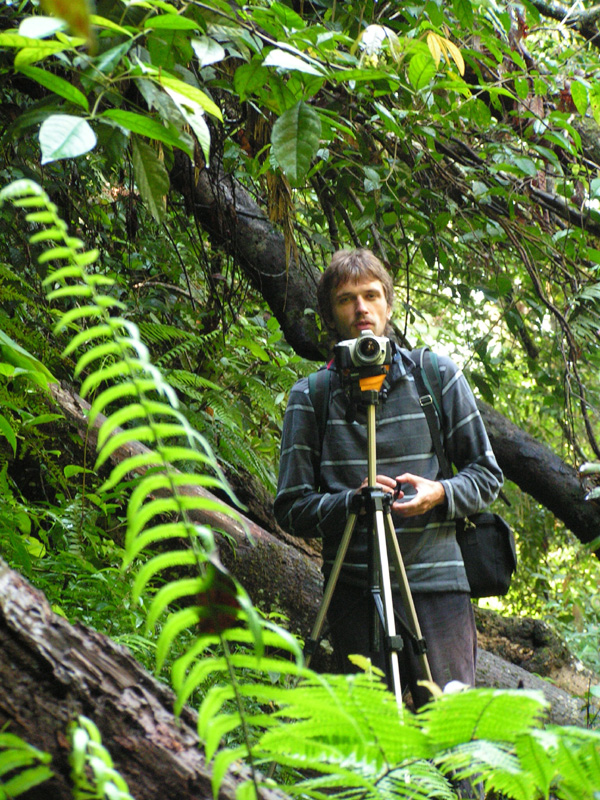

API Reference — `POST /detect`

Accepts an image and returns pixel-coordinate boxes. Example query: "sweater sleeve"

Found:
[435,356,504,519]
[273,377,354,538]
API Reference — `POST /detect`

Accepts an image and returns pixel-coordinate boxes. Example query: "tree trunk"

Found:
[0,558,285,800]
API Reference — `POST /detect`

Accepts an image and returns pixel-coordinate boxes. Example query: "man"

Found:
[274,248,503,706]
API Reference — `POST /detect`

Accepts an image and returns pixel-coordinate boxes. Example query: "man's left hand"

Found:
[392,473,446,517]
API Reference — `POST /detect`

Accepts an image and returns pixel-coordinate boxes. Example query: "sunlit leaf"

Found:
[191,36,226,67]
[39,114,96,164]
[263,48,324,76]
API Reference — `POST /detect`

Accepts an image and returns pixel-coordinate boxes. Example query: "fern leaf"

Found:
[46,285,94,301]
[100,452,164,492]
[89,380,161,423]
[63,323,114,357]
[127,472,231,520]
[155,607,203,672]
[418,689,548,748]
[211,745,248,800]
[146,576,209,633]
[81,359,147,398]
[125,495,234,551]
[131,549,201,601]
[97,401,179,449]
[123,522,213,566]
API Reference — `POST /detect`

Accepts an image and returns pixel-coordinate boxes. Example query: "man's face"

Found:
[330,278,392,340]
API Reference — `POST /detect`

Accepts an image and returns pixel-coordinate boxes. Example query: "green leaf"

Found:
[39,114,97,164]
[0,414,16,456]
[408,52,436,90]
[146,13,200,31]
[131,137,169,224]
[0,32,68,62]
[17,65,89,110]
[1,765,54,797]
[156,73,223,120]
[234,61,269,100]
[271,101,321,186]
[589,83,600,126]
[571,79,589,116]
[452,0,474,29]
[101,109,192,156]
[162,86,211,162]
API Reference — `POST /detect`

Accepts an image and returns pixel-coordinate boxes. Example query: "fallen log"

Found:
[0,558,286,800]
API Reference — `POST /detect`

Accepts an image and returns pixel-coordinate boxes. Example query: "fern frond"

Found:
[122,522,213,566]
[132,549,203,603]
[146,576,210,633]
[0,733,53,798]
[418,689,549,748]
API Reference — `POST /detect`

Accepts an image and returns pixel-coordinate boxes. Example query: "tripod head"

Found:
[334,331,392,406]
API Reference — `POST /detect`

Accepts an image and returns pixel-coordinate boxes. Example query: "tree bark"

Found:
[0,558,286,800]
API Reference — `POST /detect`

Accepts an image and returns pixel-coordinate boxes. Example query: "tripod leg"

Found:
[372,508,403,705]
[304,512,358,668]
[383,511,433,684]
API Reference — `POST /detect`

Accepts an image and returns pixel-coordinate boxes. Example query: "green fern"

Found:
[0,732,53,799]
[70,716,135,800]
[0,178,303,798]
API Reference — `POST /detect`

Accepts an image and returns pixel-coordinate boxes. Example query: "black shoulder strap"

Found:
[307,367,331,445]
[409,347,453,479]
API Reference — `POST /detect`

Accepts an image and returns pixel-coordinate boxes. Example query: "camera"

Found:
[334,331,392,371]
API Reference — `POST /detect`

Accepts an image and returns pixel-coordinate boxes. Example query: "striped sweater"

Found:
[274,347,503,593]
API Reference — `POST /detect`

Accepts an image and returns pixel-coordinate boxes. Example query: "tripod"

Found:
[304,373,433,705]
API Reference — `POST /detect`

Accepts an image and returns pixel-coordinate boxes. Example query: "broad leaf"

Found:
[408,52,437,90]
[131,137,169,223]
[18,65,89,110]
[39,114,96,163]
[145,13,200,31]
[101,109,193,156]
[271,101,321,186]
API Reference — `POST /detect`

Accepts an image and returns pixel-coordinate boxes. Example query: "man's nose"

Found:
[355,296,367,313]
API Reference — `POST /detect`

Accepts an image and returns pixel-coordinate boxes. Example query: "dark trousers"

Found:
[327,583,477,708]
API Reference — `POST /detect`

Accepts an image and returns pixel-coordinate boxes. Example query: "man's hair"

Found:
[317,248,394,330]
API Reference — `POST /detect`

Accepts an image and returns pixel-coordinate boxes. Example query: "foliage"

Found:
[1,2,600,799]
[0,732,53,800]
[69,716,136,800]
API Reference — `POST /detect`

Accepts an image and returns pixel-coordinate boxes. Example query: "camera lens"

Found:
[356,335,381,363]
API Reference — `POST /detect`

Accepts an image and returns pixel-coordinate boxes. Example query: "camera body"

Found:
[334,330,392,371]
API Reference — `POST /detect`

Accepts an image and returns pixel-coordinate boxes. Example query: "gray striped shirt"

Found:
[274,348,503,593]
